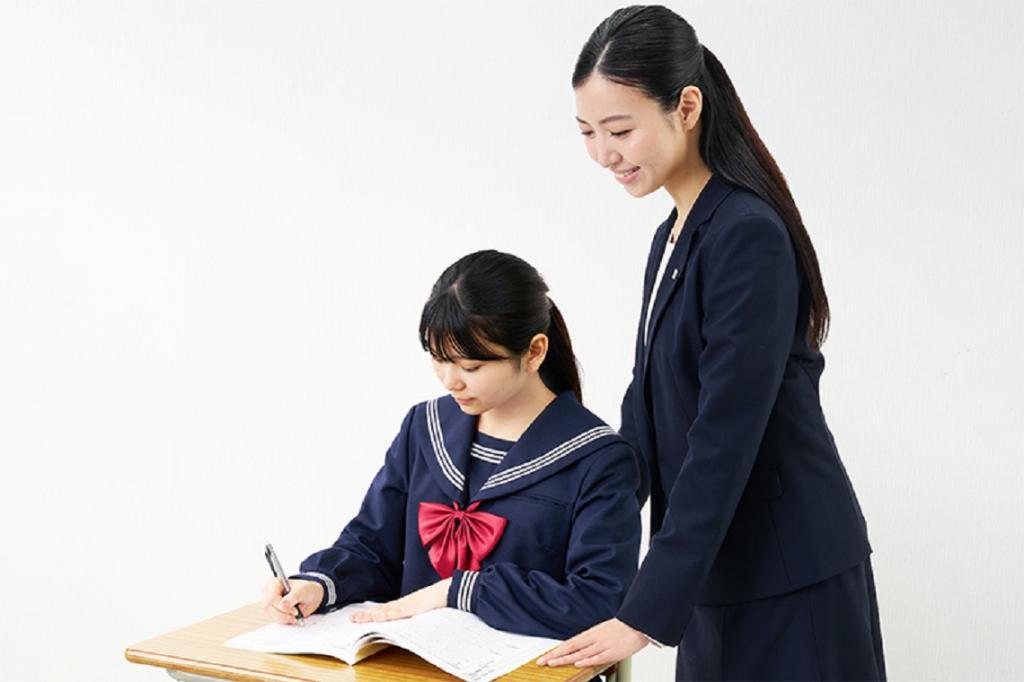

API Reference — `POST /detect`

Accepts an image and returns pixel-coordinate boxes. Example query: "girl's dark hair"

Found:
[419,250,583,401]
[573,5,830,349]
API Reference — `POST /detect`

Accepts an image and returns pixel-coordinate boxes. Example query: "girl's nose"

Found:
[441,366,463,391]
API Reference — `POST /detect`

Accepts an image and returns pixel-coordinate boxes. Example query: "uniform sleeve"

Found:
[292,407,414,613]
[445,443,642,639]
[619,376,651,506]
[616,214,799,646]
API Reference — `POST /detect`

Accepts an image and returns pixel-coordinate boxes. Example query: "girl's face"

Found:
[574,75,700,198]
[431,337,547,416]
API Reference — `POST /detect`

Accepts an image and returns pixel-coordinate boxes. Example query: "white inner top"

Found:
[644,230,677,345]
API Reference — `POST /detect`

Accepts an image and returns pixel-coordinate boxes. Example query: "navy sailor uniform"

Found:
[616,174,885,680]
[294,391,642,639]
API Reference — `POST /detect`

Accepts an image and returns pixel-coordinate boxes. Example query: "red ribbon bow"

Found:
[418,500,507,578]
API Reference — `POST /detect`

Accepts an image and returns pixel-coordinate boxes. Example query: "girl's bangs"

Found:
[420,295,505,362]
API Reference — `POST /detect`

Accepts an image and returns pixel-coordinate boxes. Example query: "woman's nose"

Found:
[595,137,621,168]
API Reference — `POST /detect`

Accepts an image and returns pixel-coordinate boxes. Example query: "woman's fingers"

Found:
[541,643,601,667]
[572,647,619,668]
[553,642,605,667]
[539,617,650,667]
[537,634,595,666]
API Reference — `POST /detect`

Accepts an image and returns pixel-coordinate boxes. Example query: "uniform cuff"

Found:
[291,572,336,612]
[447,569,481,613]
[617,601,680,648]
[617,610,667,647]
[644,633,668,648]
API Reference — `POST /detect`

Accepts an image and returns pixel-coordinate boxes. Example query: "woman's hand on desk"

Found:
[349,578,453,624]
[536,617,649,668]
[261,578,323,625]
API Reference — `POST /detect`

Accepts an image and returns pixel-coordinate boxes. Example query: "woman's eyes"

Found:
[461,365,483,373]
[579,130,632,138]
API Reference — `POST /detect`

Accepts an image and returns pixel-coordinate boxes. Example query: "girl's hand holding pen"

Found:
[261,577,323,625]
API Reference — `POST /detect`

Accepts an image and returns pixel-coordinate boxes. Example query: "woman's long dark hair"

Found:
[419,250,583,401]
[573,5,830,349]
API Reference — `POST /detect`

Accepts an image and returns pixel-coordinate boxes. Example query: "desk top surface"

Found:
[125,603,601,682]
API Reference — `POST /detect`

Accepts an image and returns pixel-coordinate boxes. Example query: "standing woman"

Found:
[538,6,885,681]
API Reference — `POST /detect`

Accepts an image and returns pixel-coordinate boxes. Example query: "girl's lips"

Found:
[615,166,640,184]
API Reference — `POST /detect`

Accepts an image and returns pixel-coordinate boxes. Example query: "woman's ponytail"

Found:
[698,45,830,347]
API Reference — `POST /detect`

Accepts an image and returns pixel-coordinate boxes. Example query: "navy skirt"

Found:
[676,558,886,681]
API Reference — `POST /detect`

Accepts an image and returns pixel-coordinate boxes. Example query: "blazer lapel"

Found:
[641,224,699,372]
[626,216,674,477]
[640,175,737,374]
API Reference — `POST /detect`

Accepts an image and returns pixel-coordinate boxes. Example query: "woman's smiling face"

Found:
[574,74,699,198]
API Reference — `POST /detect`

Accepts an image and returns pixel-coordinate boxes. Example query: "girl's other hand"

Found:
[349,578,452,623]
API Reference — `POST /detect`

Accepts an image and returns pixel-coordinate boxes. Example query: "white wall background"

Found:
[1,1,1021,680]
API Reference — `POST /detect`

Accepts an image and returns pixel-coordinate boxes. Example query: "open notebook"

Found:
[225,601,562,682]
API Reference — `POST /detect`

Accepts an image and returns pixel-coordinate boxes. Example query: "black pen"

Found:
[264,543,304,623]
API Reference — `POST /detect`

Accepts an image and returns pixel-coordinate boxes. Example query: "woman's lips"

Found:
[615,166,640,184]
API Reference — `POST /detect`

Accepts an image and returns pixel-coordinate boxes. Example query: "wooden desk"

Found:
[125,603,617,682]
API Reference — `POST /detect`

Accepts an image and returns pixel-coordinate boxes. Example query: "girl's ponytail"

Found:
[542,300,582,402]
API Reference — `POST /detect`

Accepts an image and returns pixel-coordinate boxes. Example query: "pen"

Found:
[264,543,304,623]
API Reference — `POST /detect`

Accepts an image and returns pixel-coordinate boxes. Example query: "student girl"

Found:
[261,250,641,640]
[538,6,886,680]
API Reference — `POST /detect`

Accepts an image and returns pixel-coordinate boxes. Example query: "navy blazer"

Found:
[615,175,872,646]
[294,391,641,639]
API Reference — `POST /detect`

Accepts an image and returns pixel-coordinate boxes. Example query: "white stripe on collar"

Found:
[427,398,465,491]
[470,443,506,464]
[472,442,508,457]
[479,425,616,492]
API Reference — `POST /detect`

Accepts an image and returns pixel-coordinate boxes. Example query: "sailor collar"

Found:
[417,391,619,504]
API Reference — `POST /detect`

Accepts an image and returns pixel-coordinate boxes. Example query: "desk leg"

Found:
[604,656,632,682]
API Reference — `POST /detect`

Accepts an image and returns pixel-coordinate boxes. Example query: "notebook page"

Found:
[349,607,561,682]
[225,602,561,682]
[225,602,382,662]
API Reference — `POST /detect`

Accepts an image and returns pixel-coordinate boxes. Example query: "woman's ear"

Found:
[675,84,703,131]
[523,333,549,373]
